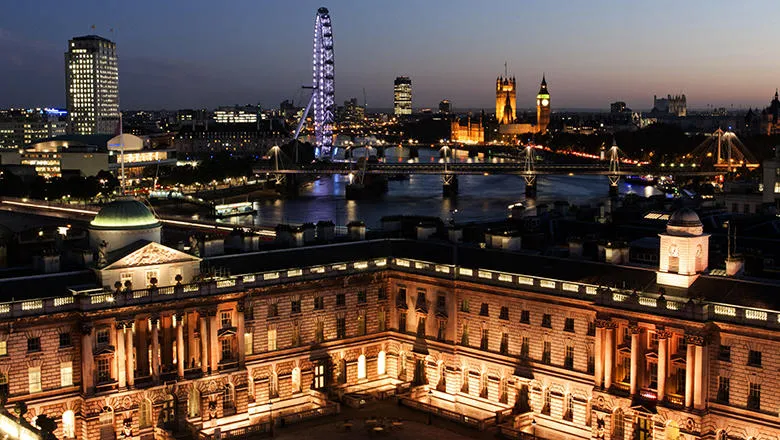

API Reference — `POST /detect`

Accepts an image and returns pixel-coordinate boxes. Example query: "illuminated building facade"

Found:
[652,94,687,117]
[496,75,517,125]
[65,36,120,136]
[536,75,551,133]
[394,76,412,116]
[450,115,484,144]
[0,109,68,149]
[214,106,259,124]
[0,206,777,440]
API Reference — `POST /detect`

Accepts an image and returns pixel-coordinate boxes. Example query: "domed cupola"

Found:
[89,198,162,253]
[657,208,709,288]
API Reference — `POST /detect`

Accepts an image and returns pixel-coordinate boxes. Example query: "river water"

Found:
[219,148,663,228]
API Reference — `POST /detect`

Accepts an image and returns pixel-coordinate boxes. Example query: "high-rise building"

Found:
[393,76,412,116]
[536,75,551,133]
[495,75,516,124]
[439,99,451,114]
[65,35,119,135]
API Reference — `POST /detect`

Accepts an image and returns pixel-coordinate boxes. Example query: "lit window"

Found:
[61,362,73,387]
[28,367,42,393]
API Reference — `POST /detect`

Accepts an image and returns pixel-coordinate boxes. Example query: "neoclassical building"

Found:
[0,201,777,440]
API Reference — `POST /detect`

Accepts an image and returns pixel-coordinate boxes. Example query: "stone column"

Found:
[199,311,209,374]
[151,316,160,380]
[209,309,219,373]
[125,321,135,388]
[594,321,605,388]
[237,303,246,367]
[693,337,706,410]
[629,325,641,395]
[115,322,126,389]
[604,323,615,390]
[657,331,670,402]
[685,336,695,408]
[81,323,94,394]
[187,311,198,369]
[176,313,185,379]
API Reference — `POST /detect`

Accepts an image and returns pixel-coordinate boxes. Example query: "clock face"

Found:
[541,99,549,107]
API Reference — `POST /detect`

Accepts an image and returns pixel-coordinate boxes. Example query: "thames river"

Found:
[220,173,662,229]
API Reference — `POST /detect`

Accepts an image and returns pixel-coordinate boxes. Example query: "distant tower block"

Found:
[496,71,517,125]
[536,75,550,133]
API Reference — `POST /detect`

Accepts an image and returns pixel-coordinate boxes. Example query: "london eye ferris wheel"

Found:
[312,7,335,158]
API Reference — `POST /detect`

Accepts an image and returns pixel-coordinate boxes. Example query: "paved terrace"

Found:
[0,239,777,331]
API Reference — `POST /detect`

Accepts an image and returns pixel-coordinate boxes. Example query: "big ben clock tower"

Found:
[536,75,550,133]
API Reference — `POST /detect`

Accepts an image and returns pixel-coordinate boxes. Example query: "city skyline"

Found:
[2,0,780,110]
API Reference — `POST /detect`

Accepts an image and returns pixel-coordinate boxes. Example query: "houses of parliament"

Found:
[496,72,551,136]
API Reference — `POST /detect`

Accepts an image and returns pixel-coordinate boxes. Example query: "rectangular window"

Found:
[480,328,489,350]
[145,270,158,288]
[542,341,551,364]
[398,312,407,333]
[521,337,530,358]
[460,299,470,313]
[499,306,509,320]
[267,303,278,318]
[675,369,686,395]
[461,323,469,346]
[97,358,110,383]
[542,314,552,328]
[267,328,277,351]
[358,314,366,336]
[96,329,109,345]
[677,336,687,353]
[292,322,301,346]
[500,333,509,354]
[244,333,253,355]
[291,299,301,314]
[60,362,73,387]
[314,296,324,310]
[717,376,729,403]
[649,331,659,349]
[59,332,72,348]
[587,350,595,373]
[436,294,446,310]
[378,310,386,332]
[357,290,367,304]
[748,382,761,410]
[748,350,762,367]
[564,346,574,369]
[649,362,658,388]
[336,317,346,339]
[378,287,387,301]
[27,337,41,352]
[587,321,596,336]
[397,287,407,308]
[221,338,231,360]
[315,321,324,343]
[437,320,446,341]
[28,367,42,393]
[564,318,575,332]
[621,357,631,383]
[417,316,426,336]
[221,311,232,328]
[718,345,731,362]
[479,303,489,316]
[0,341,6,356]
[336,293,346,307]
[520,310,530,324]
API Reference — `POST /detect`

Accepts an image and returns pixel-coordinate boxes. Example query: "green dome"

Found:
[90,199,160,229]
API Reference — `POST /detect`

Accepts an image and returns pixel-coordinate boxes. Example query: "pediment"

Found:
[104,242,200,270]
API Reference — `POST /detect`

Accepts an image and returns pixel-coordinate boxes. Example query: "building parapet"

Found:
[1,254,778,330]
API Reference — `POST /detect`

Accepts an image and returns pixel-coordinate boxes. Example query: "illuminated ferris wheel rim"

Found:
[313,6,335,158]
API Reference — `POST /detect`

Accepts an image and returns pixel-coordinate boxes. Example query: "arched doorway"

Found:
[292,367,301,393]
[357,355,366,380]
[666,420,680,440]
[159,394,176,431]
[377,351,386,376]
[223,384,236,416]
[188,388,201,418]
[62,410,75,438]
[612,408,624,440]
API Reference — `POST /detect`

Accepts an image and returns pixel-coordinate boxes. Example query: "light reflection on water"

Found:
[222,149,663,228]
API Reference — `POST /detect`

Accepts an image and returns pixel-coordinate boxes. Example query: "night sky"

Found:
[2,0,780,111]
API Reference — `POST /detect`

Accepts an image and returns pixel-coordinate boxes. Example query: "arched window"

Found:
[291,367,301,393]
[160,394,175,428]
[62,410,75,438]
[99,406,114,439]
[666,420,680,440]
[223,384,236,416]
[139,399,153,429]
[357,354,366,379]
[377,351,386,376]
[188,387,201,418]
[612,408,624,440]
